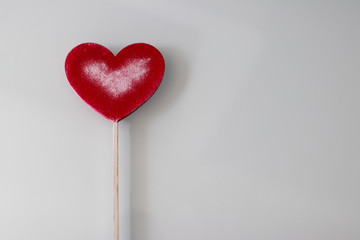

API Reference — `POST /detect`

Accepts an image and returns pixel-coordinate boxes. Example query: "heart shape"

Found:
[65,43,165,122]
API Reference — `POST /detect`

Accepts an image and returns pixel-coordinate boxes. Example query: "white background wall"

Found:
[1,1,360,239]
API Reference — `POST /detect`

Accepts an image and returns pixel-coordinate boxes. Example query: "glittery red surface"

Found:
[65,43,165,122]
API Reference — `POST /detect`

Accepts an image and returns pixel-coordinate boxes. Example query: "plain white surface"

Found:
[1,0,360,239]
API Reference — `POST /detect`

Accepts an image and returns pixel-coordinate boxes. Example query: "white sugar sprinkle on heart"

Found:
[83,58,151,98]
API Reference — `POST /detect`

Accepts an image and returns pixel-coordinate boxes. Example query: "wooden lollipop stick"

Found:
[113,121,119,240]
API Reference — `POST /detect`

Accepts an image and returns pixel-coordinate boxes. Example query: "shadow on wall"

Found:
[126,46,189,240]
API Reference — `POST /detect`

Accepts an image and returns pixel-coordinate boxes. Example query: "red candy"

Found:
[65,43,165,122]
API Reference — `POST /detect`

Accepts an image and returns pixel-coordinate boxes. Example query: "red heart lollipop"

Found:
[65,42,165,122]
